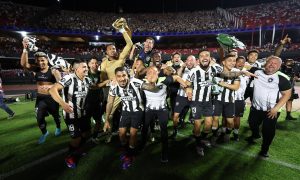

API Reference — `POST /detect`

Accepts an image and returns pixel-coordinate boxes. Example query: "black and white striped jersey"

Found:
[143,76,174,110]
[177,67,193,97]
[186,65,222,102]
[109,78,144,112]
[59,73,92,119]
[252,69,291,111]
[214,69,240,103]
[235,74,249,100]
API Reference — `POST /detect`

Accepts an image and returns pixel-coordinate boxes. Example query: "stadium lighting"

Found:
[95,35,99,41]
[18,31,28,37]
[156,36,161,41]
[57,0,60,2]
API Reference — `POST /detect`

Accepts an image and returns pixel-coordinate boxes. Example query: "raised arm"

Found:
[20,41,31,70]
[274,35,291,57]
[118,30,133,63]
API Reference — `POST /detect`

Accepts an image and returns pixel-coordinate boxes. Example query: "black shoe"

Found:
[231,133,239,142]
[169,131,177,140]
[258,151,269,158]
[161,153,168,163]
[286,116,297,121]
[245,135,260,144]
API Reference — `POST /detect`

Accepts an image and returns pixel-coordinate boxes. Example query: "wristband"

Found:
[119,28,125,33]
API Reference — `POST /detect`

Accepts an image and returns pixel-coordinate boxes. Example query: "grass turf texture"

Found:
[0,100,300,180]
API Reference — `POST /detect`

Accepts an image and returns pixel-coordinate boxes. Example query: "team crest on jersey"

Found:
[60,78,66,82]
[133,82,141,87]
[158,85,163,89]
[268,78,274,83]
[192,107,196,113]
[146,56,151,62]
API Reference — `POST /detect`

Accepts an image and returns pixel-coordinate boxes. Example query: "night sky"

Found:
[2,0,282,13]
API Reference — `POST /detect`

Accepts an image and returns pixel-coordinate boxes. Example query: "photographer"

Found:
[281,59,299,120]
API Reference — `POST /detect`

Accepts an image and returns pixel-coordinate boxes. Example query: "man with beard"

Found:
[21,43,62,144]
[49,60,92,168]
[185,50,222,156]
[86,58,110,143]
[103,67,159,169]
[100,19,133,143]
[166,52,185,118]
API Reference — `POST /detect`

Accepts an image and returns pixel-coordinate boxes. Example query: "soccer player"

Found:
[232,56,249,141]
[246,56,291,157]
[141,66,187,163]
[103,67,158,169]
[86,58,110,143]
[100,20,133,143]
[170,55,197,139]
[49,60,92,168]
[21,43,62,144]
[185,50,223,156]
[212,55,240,143]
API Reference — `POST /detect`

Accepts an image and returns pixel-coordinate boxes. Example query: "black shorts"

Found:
[235,100,245,117]
[190,101,213,119]
[174,96,190,113]
[35,94,59,116]
[85,101,103,122]
[119,111,144,129]
[65,116,91,138]
[213,100,235,118]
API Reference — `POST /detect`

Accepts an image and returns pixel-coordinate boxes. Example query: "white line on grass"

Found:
[0,148,68,179]
[177,132,300,171]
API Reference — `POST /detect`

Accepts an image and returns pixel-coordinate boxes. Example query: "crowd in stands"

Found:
[1,1,300,33]
[1,36,300,58]
[228,0,300,28]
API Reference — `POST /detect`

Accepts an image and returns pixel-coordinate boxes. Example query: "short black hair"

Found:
[247,49,259,55]
[72,59,86,67]
[236,56,246,61]
[105,43,115,51]
[115,67,128,75]
[222,54,236,61]
[198,49,210,56]
[88,57,98,63]
[172,52,181,58]
[145,37,155,44]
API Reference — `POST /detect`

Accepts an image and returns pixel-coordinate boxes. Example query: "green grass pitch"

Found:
[0,100,300,180]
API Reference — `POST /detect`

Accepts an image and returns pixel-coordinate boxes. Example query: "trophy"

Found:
[23,36,39,52]
[211,77,224,95]
[112,17,132,38]
[216,34,246,53]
